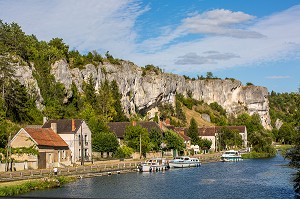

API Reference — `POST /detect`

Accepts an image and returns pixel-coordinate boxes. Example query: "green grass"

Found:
[0,176,76,196]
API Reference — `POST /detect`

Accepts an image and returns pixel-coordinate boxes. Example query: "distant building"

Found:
[42,119,92,163]
[107,121,162,145]
[10,128,71,169]
[197,126,248,151]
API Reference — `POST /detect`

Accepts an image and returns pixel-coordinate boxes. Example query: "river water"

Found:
[22,154,296,199]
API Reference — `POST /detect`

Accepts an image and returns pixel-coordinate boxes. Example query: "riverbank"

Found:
[0,176,75,197]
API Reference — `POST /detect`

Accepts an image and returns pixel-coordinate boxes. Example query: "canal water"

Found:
[22,154,296,199]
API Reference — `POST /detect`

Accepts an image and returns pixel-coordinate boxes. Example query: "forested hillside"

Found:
[269,91,300,144]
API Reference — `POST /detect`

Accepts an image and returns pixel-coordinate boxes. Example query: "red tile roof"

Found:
[24,128,68,147]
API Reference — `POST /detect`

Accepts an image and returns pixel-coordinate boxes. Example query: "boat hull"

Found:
[169,162,201,168]
[220,157,242,162]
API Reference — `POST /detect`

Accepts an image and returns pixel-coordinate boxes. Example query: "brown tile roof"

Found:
[198,126,246,136]
[177,132,191,141]
[42,119,83,133]
[107,121,162,138]
[24,128,68,147]
[198,127,216,136]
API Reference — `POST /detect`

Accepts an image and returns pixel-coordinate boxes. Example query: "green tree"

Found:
[218,127,243,150]
[278,123,296,144]
[286,88,300,196]
[251,130,275,155]
[92,131,119,153]
[124,124,150,156]
[115,146,133,159]
[5,80,42,123]
[175,100,186,124]
[0,55,14,100]
[149,128,162,152]
[206,72,213,79]
[48,38,69,59]
[83,75,97,107]
[163,130,185,151]
[200,138,212,150]
[110,80,127,122]
[98,79,116,121]
[158,103,174,120]
[187,118,200,145]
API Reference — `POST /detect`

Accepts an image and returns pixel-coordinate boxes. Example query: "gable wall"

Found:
[11,129,36,148]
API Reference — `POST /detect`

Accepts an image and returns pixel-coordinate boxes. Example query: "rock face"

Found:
[15,59,272,129]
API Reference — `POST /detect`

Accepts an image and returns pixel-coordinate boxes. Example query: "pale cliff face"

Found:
[15,59,272,129]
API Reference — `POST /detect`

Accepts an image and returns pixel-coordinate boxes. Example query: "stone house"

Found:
[10,127,71,169]
[197,126,248,151]
[42,119,92,163]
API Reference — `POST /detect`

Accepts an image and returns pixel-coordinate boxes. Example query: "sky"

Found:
[0,0,299,93]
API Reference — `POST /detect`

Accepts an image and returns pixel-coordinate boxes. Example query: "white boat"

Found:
[138,158,169,172]
[168,156,201,168]
[221,150,242,162]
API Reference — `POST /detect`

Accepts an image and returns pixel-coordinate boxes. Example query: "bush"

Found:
[115,146,133,159]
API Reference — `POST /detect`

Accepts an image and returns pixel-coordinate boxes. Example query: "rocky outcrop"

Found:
[14,59,272,129]
[13,62,44,110]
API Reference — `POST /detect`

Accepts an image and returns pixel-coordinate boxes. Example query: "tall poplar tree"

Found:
[110,80,128,122]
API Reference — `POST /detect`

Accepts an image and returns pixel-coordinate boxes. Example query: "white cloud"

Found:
[0,1,299,77]
[266,76,290,79]
[137,9,262,52]
[0,0,148,57]
[175,52,239,65]
[133,5,300,74]
[181,9,263,38]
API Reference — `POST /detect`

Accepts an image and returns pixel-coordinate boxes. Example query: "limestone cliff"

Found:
[15,59,272,129]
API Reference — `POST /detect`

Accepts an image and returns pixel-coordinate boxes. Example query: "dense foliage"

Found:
[284,89,300,196]
[230,113,276,156]
[217,127,243,150]
[0,20,128,153]
[124,124,150,156]
[163,130,185,151]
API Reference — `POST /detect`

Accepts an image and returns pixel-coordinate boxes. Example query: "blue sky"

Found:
[0,0,299,93]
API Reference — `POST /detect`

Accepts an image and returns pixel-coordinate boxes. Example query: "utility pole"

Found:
[5,133,11,171]
[81,126,84,166]
[139,132,142,159]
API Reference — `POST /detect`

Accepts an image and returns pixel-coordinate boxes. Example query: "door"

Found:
[38,152,46,169]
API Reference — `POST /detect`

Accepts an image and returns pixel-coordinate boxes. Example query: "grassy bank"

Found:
[0,176,76,197]
[241,151,276,159]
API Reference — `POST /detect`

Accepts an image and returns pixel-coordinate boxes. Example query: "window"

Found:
[62,150,66,159]
[85,135,88,146]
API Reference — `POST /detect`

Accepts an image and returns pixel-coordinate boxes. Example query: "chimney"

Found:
[132,120,136,126]
[72,119,75,132]
[51,123,57,133]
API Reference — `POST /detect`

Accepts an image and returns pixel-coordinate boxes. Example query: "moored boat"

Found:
[168,156,201,168]
[138,158,169,172]
[220,150,242,162]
